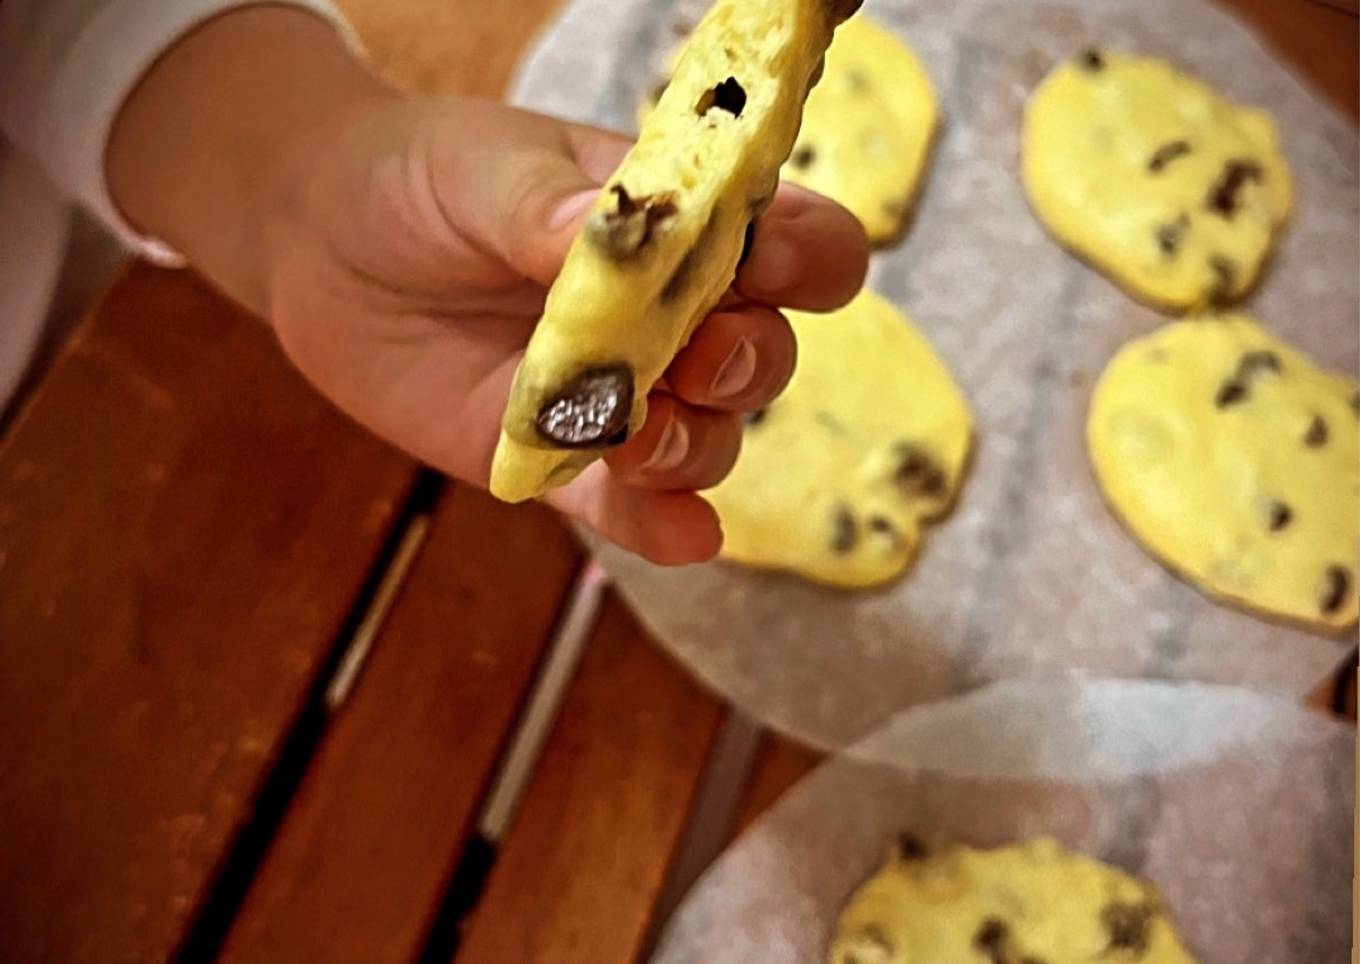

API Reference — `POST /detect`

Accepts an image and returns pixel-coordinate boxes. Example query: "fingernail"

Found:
[548,189,599,231]
[744,231,799,294]
[709,336,757,400]
[638,412,690,474]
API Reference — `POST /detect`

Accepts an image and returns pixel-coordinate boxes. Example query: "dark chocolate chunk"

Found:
[1215,380,1247,407]
[1079,48,1105,70]
[896,832,929,859]
[1304,414,1329,447]
[1155,214,1190,257]
[1148,139,1192,173]
[535,365,635,447]
[1267,500,1293,532]
[868,515,898,537]
[791,145,817,170]
[696,76,747,118]
[974,918,1009,951]
[1101,901,1152,953]
[894,444,947,497]
[1238,350,1282,378]
[1206,158,1264,218]
[1321,566,1351,615]
[1208,255,1237,300]
[587,185,677,260]
[744,407,767,427]
[832,505,859,554]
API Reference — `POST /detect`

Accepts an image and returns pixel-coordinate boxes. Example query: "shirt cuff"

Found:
[0,0,363,266]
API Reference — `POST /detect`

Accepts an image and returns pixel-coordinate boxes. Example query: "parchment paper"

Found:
[647,679,1355,964]
[511,0,1360,750]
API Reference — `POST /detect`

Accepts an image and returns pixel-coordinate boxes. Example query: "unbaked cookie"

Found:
[1023,49,1291,311]
[643,15,938,244]
[1088,315,1358,632]
[829,835,1197,964]
[491,0,861,503]
[705,289,971,588]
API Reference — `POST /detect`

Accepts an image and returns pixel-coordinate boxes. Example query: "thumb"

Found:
[426,100,632,287]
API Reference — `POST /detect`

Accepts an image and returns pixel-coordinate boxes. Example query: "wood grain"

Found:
[0,264,415,962]
[731,735,825,839]
[220,487,579,963]
[454,595,724,964]
[1216,0,1359,120]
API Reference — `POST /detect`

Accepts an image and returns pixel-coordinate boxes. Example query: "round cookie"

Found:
[829,835,1198,964]
[1022,50,1291,311]
[1088,315,1358,632]
[644,16,938,245]
[704,289,971,588]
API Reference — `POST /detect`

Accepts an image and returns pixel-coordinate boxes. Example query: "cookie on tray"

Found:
[1088,314,1358,632]
[1023,49,1291,311]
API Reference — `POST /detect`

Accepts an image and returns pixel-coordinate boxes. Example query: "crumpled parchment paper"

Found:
[511,0,1359,750]
[647,678,1355,964]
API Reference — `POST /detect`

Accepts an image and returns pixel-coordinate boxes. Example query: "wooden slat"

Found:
[220,486,580,963]
[454,595,725,964]
[731,735,825,839]
[0,263,415,962]
[1216,0,1359,120]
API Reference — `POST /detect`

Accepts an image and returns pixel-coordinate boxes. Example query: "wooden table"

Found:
[0,2,1354,962]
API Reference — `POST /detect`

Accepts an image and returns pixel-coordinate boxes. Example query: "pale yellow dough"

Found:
[1088,315,1359,632]
[644,15,937,244]
[1023,50,1291,311]
[829,836,1198,964]
[705,290,971,589]
[491,0,859,503]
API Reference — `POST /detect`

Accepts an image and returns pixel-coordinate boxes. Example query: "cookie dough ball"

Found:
[705,289,971,588]
[1088,315,1358,632]
[829,835,1198,964]
[1023,49,1291,311]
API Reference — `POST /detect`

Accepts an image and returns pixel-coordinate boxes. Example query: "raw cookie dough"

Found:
[490,0,861,503]
[643,16,937,244]
[705,289,971,588]
[1022,49,1291,311]
[829,835,1198,964]
[1088,315,1359,632]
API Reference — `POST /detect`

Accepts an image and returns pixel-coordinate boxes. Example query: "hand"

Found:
[108,8,869,564]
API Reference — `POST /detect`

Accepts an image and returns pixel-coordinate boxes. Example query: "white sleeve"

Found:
[0,0,361,265]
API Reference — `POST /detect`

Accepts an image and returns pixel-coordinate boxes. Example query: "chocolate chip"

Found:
[744,407,767,427]
[587,185,677,260]
[790,145,817,170]
[1215,380,1247,407]
[832,505,859,554]
[1208,255,1237,300]
[696,76,746,118]
[738,219,757,267]
[1321,566,1351,615]
[868,516,898,537]
[1148,139,1192,172]
[535,365,634,447]
[1267,500,1293,532]
[894,445,947,498]
[1206,158,1264,218]
[1238,350,1282,377]
[1079,48,1105,70]
[896,832,929,859]
[1304,414,1329,447]
[974,918,1009,950]
[1155,214,1190,257]
[1101,902,1152,953]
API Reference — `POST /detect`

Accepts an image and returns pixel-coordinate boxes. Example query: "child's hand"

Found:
[109,8,869,564]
